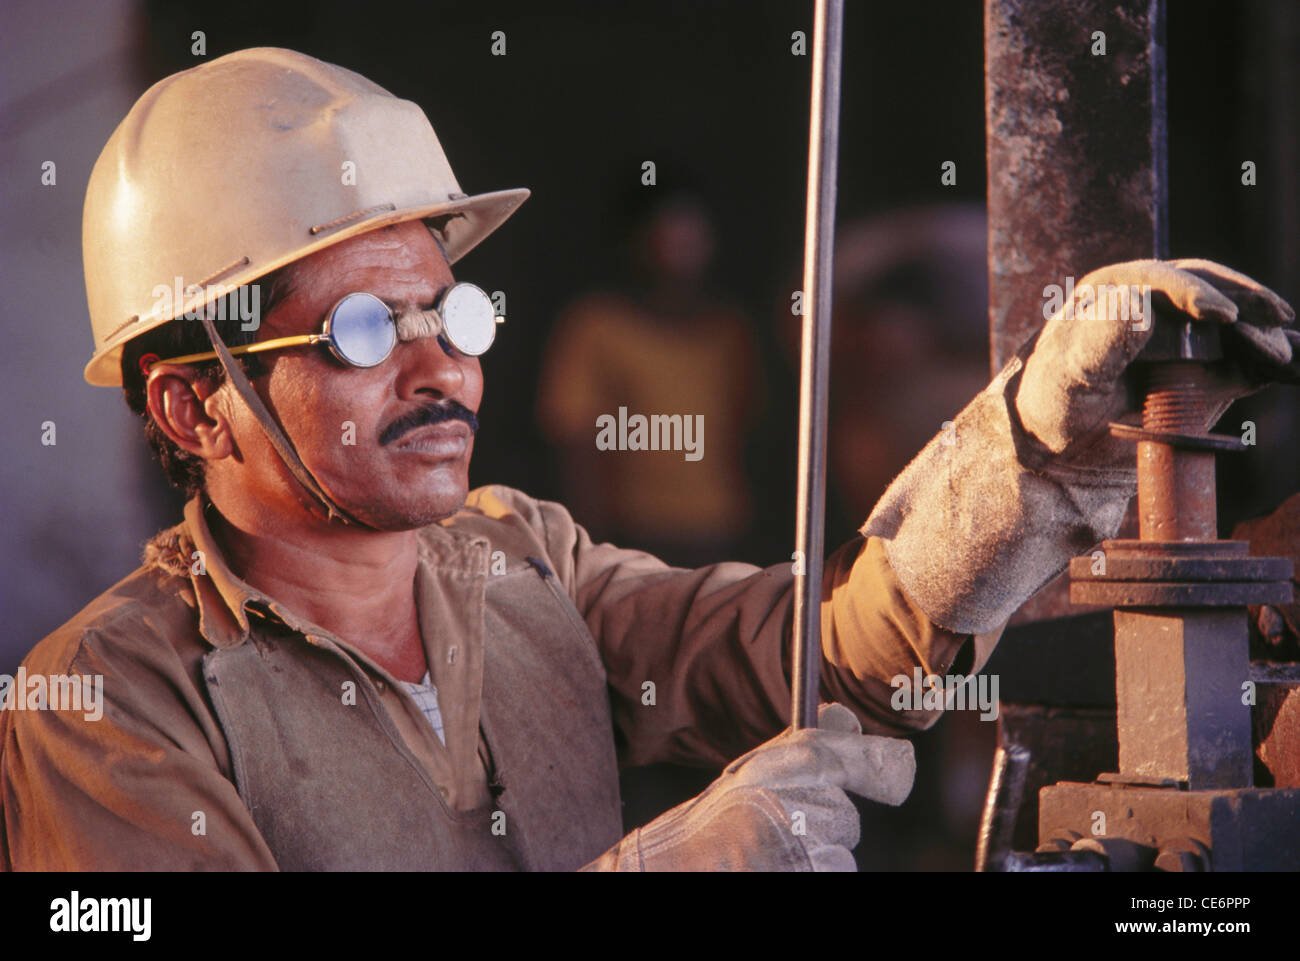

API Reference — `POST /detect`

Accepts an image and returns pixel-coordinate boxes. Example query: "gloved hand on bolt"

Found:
[864,258,1296,635]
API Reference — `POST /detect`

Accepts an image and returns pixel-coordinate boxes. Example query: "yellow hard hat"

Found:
[82,47,529,387]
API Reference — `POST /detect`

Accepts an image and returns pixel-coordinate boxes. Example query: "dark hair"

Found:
[120,268,295,497]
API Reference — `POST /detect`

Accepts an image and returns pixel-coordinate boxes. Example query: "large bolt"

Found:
[1071,836,1157,872]
[1136,364,1217,541]
[1154,838,1209,872]
[1036,830,1083,853]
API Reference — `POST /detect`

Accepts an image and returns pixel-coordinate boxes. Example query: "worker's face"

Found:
[220,221,483,529]
[640,198,715,282]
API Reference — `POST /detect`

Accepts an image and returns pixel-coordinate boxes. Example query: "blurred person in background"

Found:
[538,183,762,568]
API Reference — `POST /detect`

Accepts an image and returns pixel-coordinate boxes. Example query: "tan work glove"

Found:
[1018,259,1297,471]
[581,704,915,871]
[864,258,1296,635]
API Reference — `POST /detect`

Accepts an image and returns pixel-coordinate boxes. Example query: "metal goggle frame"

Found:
[148,282,501,372]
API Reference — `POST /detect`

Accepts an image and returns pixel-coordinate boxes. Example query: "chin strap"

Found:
[197,310,371,528]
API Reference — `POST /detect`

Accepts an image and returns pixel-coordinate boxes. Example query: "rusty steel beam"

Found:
[985,0,1167,373]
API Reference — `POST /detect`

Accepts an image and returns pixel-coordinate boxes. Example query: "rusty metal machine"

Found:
[978,0,1300,871]
[1026,315,1299,871]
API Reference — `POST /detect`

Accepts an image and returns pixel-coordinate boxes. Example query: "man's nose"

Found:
[391,332,467,400]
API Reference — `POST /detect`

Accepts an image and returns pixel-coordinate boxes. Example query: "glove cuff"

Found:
[581,787,813,871]
[861,350,1136,634]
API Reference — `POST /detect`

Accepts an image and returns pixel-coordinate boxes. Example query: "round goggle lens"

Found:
[329,292,397,367]
[440,283,497,357]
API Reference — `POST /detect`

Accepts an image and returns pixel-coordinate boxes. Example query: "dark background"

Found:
[2,0,1296,870]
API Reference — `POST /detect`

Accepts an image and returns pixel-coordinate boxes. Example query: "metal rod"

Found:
[791,0,843,730]
[975,744,1032,872]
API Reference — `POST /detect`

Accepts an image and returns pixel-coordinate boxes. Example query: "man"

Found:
[1,48,1294,871]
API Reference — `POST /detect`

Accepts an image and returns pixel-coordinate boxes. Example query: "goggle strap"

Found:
[196,310,369,528]
[152,334,322,370]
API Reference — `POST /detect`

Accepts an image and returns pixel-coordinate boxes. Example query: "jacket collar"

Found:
[151,495,489,650]
[183,495,294,649]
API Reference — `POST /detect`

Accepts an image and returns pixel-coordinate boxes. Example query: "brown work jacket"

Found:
[0,485,998,870]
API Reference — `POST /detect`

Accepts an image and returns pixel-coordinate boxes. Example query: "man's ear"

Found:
[145,365,235,461]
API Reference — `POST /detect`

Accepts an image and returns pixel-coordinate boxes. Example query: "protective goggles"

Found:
[147,282,501,372]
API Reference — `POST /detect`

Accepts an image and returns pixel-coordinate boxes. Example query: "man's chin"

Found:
[329,480,469,531]
[378,495,468,530]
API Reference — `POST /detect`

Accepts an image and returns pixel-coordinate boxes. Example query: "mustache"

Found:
[378,400,480,446]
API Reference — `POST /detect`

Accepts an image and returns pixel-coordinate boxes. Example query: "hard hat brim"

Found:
[83,186,529,388]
